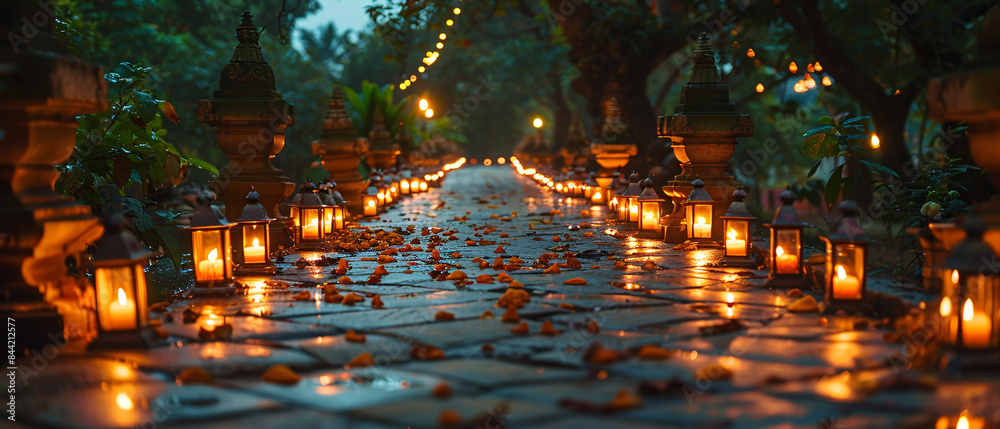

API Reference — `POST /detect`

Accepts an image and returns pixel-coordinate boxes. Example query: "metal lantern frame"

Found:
[820,201,872,312]
[291,188,328,250]
[719,188,757,267]
[236,188,276,275]
[89,214,157,349]
[684,179,715,244]
[186,203,235,294]
[637,177,664,234]
[618,172,642,222]
[764,189,809,287]
[939,218,1000,350]
[363,186,380,216]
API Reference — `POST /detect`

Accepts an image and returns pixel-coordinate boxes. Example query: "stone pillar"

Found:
[367,107,400,171]
[590,143,636,196]
[658,34,753,243]
[312,86,369,214]
[197,11,295,244]
[0,0,106,355]
[927,7,1000,248]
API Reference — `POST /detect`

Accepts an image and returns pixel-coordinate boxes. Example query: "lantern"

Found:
[719,188,756,267]
[400,177,411,194]
[419,179,428,192]
[764,189,808,287]
[289,183,328,250]
[939,217,999,349]
[566,180,578,195]
[363,187,379,216]
[617,172,642,222]
[389,180,399,202]
[236,188,276,275]
[89,215,157,349]
[409,178,421,194]
[820,201,872,312]
[684,179,715,244]
[637,177,665,233]
[186,201,235,293]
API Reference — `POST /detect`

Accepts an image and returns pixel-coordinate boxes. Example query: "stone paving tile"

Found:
[14,355,168,394]
[289,300,562,331]
[94,342,322,377]
[519,416,667,429]
[222,368,447,413]
[22,381,282,429]
[160,408,396,429]
[157,313,337,341]
[624,391,844,429]
[373,318,544,349]
[283,334,413,367]
[549,304,713,331]
[726,335,895,369]
[348,395,563,429]
[399,358,588,389]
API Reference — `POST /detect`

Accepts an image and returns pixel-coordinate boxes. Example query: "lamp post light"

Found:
[765,189,808,287]
[821,201,872,313]
[89,215,157,349]
[719,188,756,267]
[236,188,276,275]
[684,179,716,245]
[186,202,235,295]
[939,217,1000,349]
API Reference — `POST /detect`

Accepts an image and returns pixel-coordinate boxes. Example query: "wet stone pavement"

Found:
[15,166,1000,428]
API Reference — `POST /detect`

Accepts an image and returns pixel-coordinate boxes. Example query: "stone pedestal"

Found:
[368,108,401,172]
[312,86,369,214]
[0,0,106,356]
[198,12,295,247]
[590,143,636,201]
[658,34,753,243]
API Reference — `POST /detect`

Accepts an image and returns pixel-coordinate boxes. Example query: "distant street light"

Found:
[425,108,434,118]
[419,98,429,111]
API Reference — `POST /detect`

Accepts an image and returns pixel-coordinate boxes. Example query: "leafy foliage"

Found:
[343,80,413,139]
[57,63,216,267]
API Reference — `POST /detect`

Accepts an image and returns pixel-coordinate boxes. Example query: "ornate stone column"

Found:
[658,34,753,243]
[197,11,296,240]
[312,86,369,214]
[367,107,400,171]
[0,0,106,355]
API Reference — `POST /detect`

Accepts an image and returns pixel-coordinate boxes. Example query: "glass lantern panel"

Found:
[192,230,225,282]
[419,181,428,192]
[774,229,801,274]
[364,196,378,216]
[96,266,138,331]
[628,198,639,222]
[639,201,660,230]
[830,244,864,300]
[134,264,149,327]
[290,207,299,226]
[401,180,410,194]
[301,208,321,240]
[334,206,345,229]
[725,220,749,257]
[956,274,998,348]
[689,204,712,239]
[242,223,268,264]
[323,207,334,234]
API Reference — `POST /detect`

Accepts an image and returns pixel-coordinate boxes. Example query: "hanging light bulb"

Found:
[436,42,444,49]
[453,7,461,14]
[418,66,425,73]
[425,108,434,118]
[789,61,798,74]
[755,83,764,93]
[446,19,454,26]
[746,48,755,58]
[870,134,880,149]
[418,98,428,111]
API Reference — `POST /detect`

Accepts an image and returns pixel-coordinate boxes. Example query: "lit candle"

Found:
[962,299,992,348]
[832,265,861,300]
[419,181,428,192]
[693,216,711,238]
[364,199,378,216]
[244,238,265,264]
[197,248,224,281]
[592,190,603,203]
[726,228,746,256]
[401,180,410,194]
[303,218,319,239]
[774,246,798,273]
[107,287,136,330]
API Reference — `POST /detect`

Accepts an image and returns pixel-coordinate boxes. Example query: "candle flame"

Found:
[727,229,737,240]
[726,293,734,304]
[644,212,654,219]
[746,48,755,58]
[775,246,784,257]
[117,288,127,306]
[836,265,847,280]
[697,217,706,225]
[963,299,974,322]
[951,269,959,285]
[116,392,133,410]
[368,200,376,207]
[870,134,880,149]
[208,248,218,261]
[821,76,832,86]
[958,416,969,429]
[252,238,260,247]
[940,296,952,317]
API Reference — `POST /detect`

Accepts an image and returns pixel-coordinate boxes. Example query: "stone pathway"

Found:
[14,166,1000,428]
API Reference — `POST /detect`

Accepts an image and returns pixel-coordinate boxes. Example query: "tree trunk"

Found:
[550,80,571,151]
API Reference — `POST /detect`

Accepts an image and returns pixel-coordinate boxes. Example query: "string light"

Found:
[746,48,755,58]
[418,66,425,73]
[439,33,447,40]
[418,98,429,111]
[755,83,764,93]
[425,108,434,118]
[446,19,454,26]
[436,42,444,49]
[453,7,461,14]
[788,61,798,74]
[822,76,832,86]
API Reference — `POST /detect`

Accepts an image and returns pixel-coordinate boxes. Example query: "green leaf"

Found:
[807,159,823,178]
[824,166,844,211]
[150,223,183,268]
[803,126,834,138]
[819,116,836,127]
[843,115,871,125]
[802,133,839,159]
[186,157,219,177]
[858,159,901,179]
